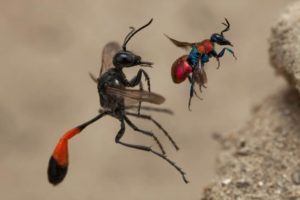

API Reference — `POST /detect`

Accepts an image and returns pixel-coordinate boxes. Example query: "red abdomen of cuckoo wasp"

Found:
[171,55,193,83]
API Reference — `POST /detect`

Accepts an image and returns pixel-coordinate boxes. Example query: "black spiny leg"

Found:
[123,114,165,155]
[137,81,144,115]
[127,69,151,92]
[115,114,189,183]
[115,116,150,151]
[125,111,179,151]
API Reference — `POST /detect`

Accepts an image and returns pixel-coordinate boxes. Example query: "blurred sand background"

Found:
[0,0,293,199]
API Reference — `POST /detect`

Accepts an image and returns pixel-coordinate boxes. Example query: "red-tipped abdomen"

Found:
[171,55,193,83]
[48,155,68,185]
[47,127,81,185]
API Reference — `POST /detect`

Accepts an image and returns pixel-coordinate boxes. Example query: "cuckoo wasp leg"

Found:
[115,114,188,183]
[212,48,237,69]
[188,77,196,111]
[218,48,237,60]
[122,114,165,155]
[125,111,179,151]
[188,75,204,97]
[47,111,110,185]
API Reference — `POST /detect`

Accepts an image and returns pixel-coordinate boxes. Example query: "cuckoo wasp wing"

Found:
[193,67,207,89]
[164,34,194,50]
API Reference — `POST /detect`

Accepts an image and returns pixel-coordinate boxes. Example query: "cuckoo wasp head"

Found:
[210,18,233,46]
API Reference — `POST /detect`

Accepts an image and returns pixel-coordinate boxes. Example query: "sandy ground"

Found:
[0,0,293,199]
[202,88,300,200]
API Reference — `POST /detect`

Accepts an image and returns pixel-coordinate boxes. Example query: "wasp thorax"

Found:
[113,51,141,68]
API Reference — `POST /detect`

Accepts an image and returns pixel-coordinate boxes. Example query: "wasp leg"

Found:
[125,111,179,151]
[187,74,200,111]
[123,114,165,155]
[188,75,203,98]
[197,82,207,94]
[198,84,207,95]
[116,115,189,184]
[48,111,110,185]
[137,81,144,115]
[188,80,194,111]
[193,90,203,100]
[126,69,151,92]
[213,48,237,69]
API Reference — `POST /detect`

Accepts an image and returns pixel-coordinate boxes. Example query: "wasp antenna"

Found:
[122,27,135,50]
[224,18,229,24]
[220,18,230,36]
[122,18,153,51]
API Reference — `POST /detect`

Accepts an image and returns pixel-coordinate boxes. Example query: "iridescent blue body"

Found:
[187,46,200,67]
[165,18,237,110]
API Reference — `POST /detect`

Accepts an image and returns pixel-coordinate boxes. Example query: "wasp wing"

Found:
[164,34,194,50]
[193,67,208,92]
[99,42,121,77]
[106,86,165,105]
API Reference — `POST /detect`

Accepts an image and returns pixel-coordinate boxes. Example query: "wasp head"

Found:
[113,51,152,68]
[210,18,233,46]
[114,19,153,69]
[210,33,233,46]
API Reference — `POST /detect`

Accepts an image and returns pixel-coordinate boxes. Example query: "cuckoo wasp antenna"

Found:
[47,19,188,186]
[220,18,231,37]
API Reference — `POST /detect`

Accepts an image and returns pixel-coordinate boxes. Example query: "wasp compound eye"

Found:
[113,51,143,68]
[113,52,134,67]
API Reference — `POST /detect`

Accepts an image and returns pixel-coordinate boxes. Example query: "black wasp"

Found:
[47,19,188,185]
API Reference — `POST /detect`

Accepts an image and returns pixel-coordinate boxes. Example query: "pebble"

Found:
[291,169,300,185]
[221,178,232,186]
